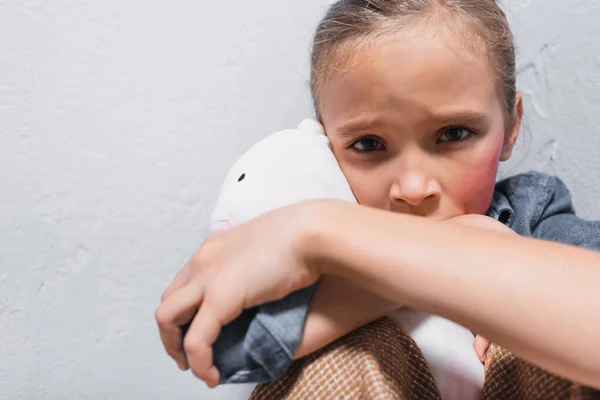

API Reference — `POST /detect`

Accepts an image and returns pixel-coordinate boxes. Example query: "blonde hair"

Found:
[310,0,517,129]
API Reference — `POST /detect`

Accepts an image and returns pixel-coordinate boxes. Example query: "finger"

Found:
[158,321,189,370]
[184,276,245,387]
[161,262,191,302]
[184,306,222,387]
[156,282,206,369]
[473,335,490,364]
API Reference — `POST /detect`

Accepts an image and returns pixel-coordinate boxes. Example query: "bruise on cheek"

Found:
[456,139,504,215]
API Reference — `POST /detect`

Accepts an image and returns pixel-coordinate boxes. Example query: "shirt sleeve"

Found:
[212,283,318,384]
[531,175,600,251]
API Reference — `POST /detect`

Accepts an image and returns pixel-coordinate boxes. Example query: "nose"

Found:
[389,168,441,207]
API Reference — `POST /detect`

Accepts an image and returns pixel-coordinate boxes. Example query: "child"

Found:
[156,0,600,392]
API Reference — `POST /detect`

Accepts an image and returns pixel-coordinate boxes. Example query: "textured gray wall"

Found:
[499,0,600,219]
[1,1,598,399]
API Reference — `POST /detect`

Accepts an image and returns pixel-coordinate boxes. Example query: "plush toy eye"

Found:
[238,173,245,182]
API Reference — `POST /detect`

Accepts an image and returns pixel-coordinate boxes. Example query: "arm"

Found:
[294,214,510,360]
[308,201,600,388]
[294,276,398,359]
[157,199,600,388]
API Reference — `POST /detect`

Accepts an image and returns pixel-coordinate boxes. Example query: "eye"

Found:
[238,173,245,182]
[437,127,473,143]
[350,137,385,152]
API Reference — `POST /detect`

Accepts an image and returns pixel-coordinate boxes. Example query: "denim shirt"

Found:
[207,171,600,384]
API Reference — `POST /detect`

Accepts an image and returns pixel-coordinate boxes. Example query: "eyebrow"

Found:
[336,117,384,138]
[430,110,490,125]
[336,110,490,138]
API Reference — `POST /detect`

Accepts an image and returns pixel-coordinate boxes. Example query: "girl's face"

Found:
[319,30,522,220]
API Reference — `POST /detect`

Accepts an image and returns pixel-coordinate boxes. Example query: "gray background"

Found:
[1,0,599,399]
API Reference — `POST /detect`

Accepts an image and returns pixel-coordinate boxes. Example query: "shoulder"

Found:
[495,171,570,202]
[494,171,574,221]
[493,171,600,251]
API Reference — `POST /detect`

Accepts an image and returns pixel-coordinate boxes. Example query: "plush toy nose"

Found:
[211,220,231,232]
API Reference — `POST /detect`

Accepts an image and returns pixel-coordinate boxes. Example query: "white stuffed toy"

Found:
[196,118,484,398]
[209,118,356,231]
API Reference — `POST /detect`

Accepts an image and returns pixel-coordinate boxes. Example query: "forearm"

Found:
[310,201,600,388]
[294,276,399,359]
[294,213,505,360]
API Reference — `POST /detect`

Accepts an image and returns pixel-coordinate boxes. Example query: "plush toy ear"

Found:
[296,118,333,150]
[297,118,327,137]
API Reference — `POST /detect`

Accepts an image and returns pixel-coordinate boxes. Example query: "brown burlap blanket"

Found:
[249,317,599,400]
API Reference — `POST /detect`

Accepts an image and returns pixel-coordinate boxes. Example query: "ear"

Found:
[500,92,523,161]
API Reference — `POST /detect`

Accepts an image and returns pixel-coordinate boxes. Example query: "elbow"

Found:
[580,368,600,391]
[574,349,600,389]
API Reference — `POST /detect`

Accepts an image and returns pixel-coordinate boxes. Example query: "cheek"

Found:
[330,148,388,208]
[452,138,504,214]
[339,163,385,206]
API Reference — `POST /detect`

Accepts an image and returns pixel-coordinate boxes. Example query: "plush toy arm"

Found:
[293,276,400,359]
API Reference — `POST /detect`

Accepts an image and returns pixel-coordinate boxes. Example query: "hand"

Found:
[155,200,330,387]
